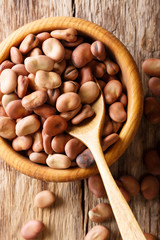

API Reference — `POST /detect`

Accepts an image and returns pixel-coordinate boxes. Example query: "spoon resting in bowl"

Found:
[67,87,146,240]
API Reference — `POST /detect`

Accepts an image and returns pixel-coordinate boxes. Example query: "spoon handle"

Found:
[89,142,146,240]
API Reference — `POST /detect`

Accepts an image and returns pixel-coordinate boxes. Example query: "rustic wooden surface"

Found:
[0,0,159,239]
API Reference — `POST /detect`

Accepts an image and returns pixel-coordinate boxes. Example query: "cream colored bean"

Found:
[22,90,48,110]
[21,220,44,239]
[91,41,106,61]
[56,92,81,112]
[12,64,29,76]
[85,225,110,240]
[103,80,122,104]
[65,138,86,160]
[89,203,113,223]
[102,133,119,151]
[46,154,71,169]
[42,130,53,155]
[36,32,51,43]
[2,93,18,109]
[42,38,65,62]
[51,133,72,153]
[27,47,43,57]
[12,136,32,151]
[34,190,56,208]
[61,81,79,93]
[6,99,31,119]
[0,60,14,73]
[51,28,77,42]
[64,66,79,81]
[52,59,66,75]
[0,117,16,139]
[19,34,39,54]
[47,89,60,106]
[25,55,55,74]
[10,46,23,64]
[17,75,29,98]
[60,104,82,121]
[109,102,127,122]
[32,130,43,152]
[0,69,17,94]
[71,104,95,125]
[16,115,40,136]
[72,43,93,68]
[79,81,100,104]
[35,70,61,89]
[88,174,106,198]
[29,152,47,164]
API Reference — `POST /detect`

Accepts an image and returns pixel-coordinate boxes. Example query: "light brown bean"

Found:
[102,133,119,151]
[34,190,56,208]
[72,43,93,68]
[62,36,83,47]
[32,130,43,152]
[47,89,60,106]
[2,93,18,109]
[10,46,23,64]
[29,152,47,164]
[22,90,48,110]
[42,130,53,155]
[17,75,29,98]
[103,80,122,104]
[144,233,156,240]
[27,47,43,57]
[79,81,99,104]
[43,115,68,136]
[0,106,7,117]
[25,55,55,74]
[19,34,39,54]
[91,40,106,61]
[52,59,66,75]
[33,104,56,119]
[109,102,127,122]
[56,92,81,112]
[71,104,95,125]
[0,60,14,73]
[104,57,119,75]
[46,154,71,169]
[120,175,140,196]
[112,120,122,133]
[85,225,109,240]
[42,38,65,62]
[28,73,44,91]
[142,58,160,76]
[89,203,113,223]
[0,117,16,139]
[16,115,40,136]
[36,32,51,43]
[79,64,94,85]
[12,64,29,76]
[119,93,128,107]
[20,220,44,239]
[65,138,86,160]
[88,174,106,198]
[51,28,77,42]
[12,136,32,151]
[61,81,79,93]
[60,104,82,121]
[35,70,61,89]
[102,115,113,137]
[89,60,106,78]
[6,99,31,119]
[51,133,72,153]
[0,69,17,94]
[63,65,79,81]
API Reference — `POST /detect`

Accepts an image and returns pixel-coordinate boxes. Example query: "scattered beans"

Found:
[141,175,159,200]
[20,220,44,239]
[34,190,55,208]
[119,175,140,196]
[142,58,160,76]
[144,97,160,124]
[144,149,160,175]
[85,225,109,240]
[89,203,113,223]
[88,174,106,198]
[148,77,160,97]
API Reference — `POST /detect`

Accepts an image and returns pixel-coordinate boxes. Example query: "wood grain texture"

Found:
[0,0,159,240]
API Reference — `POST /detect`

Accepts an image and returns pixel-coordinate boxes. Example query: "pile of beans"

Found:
[142,58,160,124]
[0,28,127,169]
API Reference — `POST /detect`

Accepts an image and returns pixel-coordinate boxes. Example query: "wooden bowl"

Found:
[0,17,143,182]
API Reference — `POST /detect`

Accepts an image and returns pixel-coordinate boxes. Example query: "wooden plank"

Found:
[0,0,159,239]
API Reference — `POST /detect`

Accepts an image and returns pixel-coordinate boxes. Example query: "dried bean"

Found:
[109,102,127,122]
[72,43,93,68]
[91,41,106,61]
[148,77,160,97]
[0,117,16,139]
[102,133,119,151]
[104,57,119,75]
[0,69,17,94]
[42,130,53,155]
[103,80,122,104]
[85,225,109,240]
[63,65,79,81]
[22,90,48,110]
[88,174,106,198]
[89,203,113,223]
[0,60,14,73]
[76,148,95,169]
[46,154,71,169]
[17,75,29,98]
[65,138,86,159]
[61,81,79,93]
[6,99,31,119]
[34,190,55,208]
[79,81,99,104]
[71,104,95,125]
[142,58,160,76]
[35,70,61,89]
[120,175,140,196]
[51,133,72,153]
[21,220,44,240]
[12,136,32,151]
[33,104,56,118]
[56,92,81,112]
[51,28,77,42]
[141,175,159,200]
[144,97,160,124]
[19,34,39,54]
[62,36,83,47]
[2,93,18,109]
[47,89,60,106]
[52,59,66,75]
[43,115,67,136]
[12,64,29,76]
[10,47,23,64]
[32,130,43,152]
[29,152,47,164]
[16,115,40,136]
[60,104,82,121]
[144,149,160,175]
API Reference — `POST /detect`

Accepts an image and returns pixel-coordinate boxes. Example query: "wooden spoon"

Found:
[67,90,146,240]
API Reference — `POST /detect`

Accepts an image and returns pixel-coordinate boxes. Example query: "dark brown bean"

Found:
[144,97,160,124]
[144,149,160,175]
[43,115,68,136]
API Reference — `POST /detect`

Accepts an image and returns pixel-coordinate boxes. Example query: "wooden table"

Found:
[0,0,159,239]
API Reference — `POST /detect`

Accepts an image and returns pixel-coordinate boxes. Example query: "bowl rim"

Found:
[0,16,143,182]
